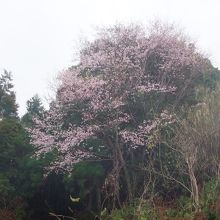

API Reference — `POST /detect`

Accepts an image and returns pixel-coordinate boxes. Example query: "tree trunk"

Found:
[96,186,101,211]
[187,161,200,211]
[116,143,133,202]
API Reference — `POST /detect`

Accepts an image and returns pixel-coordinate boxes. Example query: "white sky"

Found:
[0,0,220,116]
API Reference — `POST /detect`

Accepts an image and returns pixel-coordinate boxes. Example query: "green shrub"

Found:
[109,202,160,220]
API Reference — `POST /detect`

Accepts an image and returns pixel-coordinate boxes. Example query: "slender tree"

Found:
[0,70,18,119]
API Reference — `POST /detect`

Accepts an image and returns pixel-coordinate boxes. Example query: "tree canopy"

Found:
[30,23,212,171]
[1,22,220,220]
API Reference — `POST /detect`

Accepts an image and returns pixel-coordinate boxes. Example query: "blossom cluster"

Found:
[30,23,209,171]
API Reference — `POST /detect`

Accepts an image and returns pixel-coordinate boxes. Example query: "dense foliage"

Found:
[1,22,220,220]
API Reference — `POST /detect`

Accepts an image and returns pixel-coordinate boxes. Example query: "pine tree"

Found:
[0,70,18,119]
[21,94,45,127]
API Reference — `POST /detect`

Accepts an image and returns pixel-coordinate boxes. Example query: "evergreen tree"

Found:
[0,80,49,219]
[21,94,45,127]
[0,70,18,119]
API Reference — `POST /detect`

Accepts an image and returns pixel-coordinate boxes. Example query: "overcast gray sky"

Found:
[0,0,220,116]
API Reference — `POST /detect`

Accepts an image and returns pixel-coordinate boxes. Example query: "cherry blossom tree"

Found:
[30,22,211,203]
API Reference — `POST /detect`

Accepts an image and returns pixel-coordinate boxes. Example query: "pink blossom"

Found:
[30,23,210,172]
